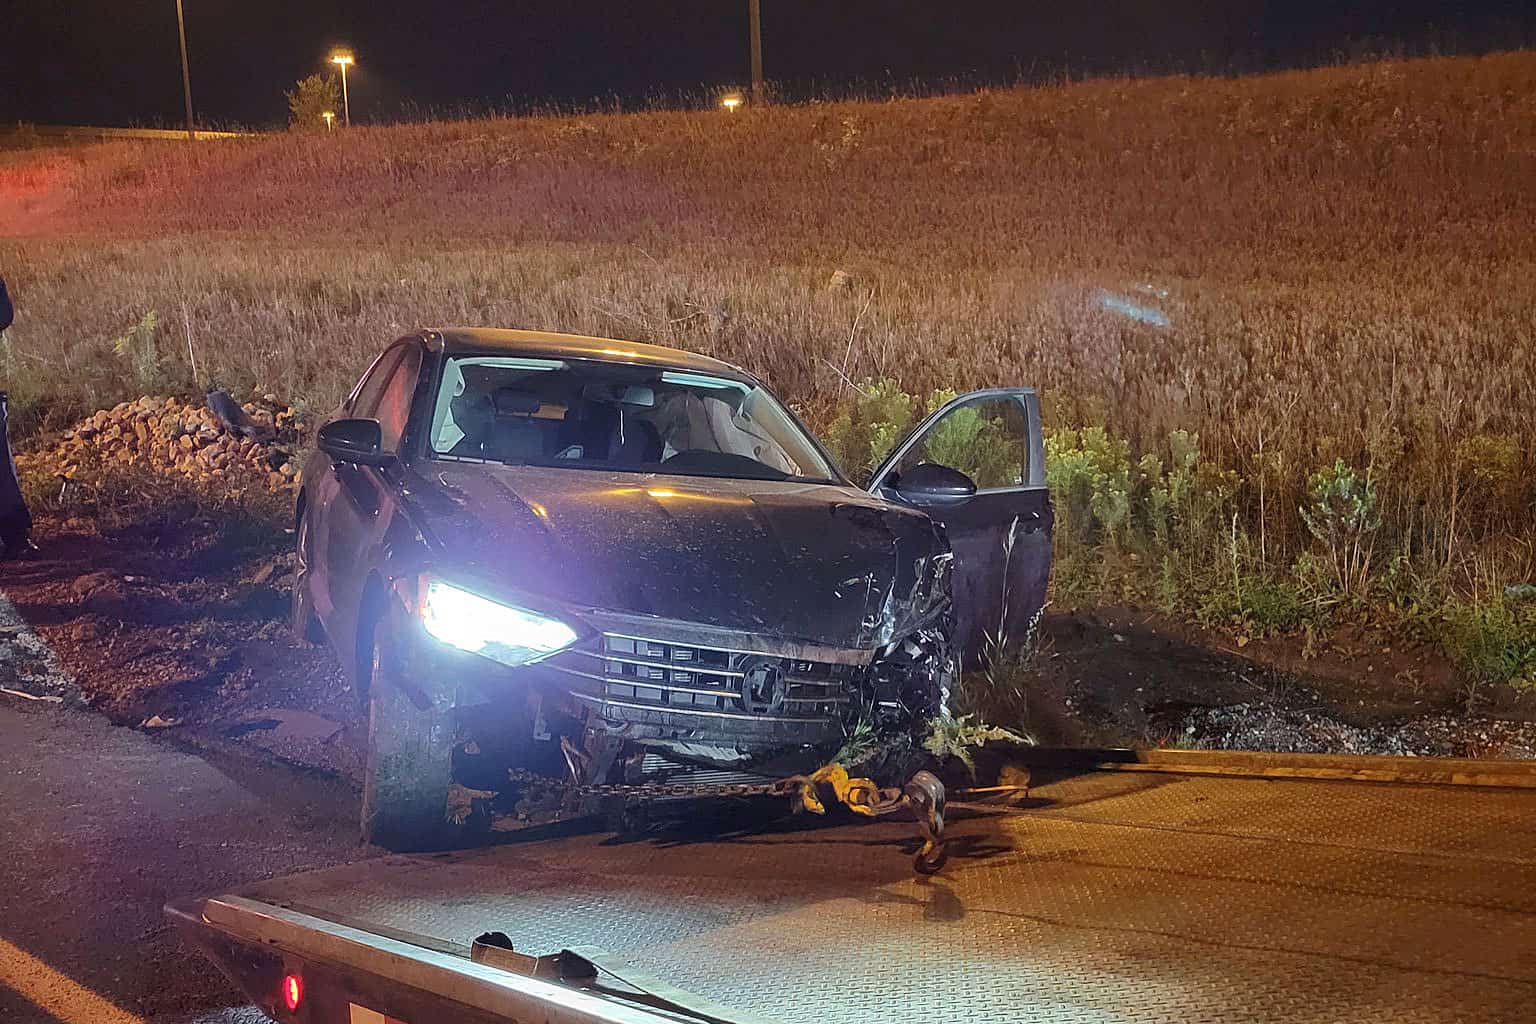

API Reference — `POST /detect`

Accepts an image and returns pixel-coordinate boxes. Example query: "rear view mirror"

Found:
[318,418,394,467]
[582,382,657,408]
[619,385,656,408]
[890,463,977,504]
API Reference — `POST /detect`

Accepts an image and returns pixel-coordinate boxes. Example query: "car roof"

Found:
[429,328,756,382]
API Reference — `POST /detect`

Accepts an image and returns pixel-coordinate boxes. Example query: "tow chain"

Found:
[510,762,951,874]
[532,776,806,802]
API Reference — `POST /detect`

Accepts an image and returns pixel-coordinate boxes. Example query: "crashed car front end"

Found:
[398,461,965,782]
[540,567,956,773]
[396,540,959,784]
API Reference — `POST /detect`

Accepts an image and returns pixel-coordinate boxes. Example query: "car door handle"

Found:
[1019,511,1046,534]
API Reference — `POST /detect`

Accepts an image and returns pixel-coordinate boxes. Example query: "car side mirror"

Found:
[889,463,977,504]
[318,418,394,467]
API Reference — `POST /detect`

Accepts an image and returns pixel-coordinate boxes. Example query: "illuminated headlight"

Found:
[419,578,578,667]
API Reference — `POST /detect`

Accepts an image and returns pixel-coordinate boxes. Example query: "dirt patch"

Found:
[0,515,365,778]
[1041,608,1536,758]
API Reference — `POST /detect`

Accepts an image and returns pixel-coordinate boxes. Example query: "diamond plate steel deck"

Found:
[242,770,1536,1023]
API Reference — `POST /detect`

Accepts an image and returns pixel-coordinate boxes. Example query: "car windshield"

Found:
[426,355,840,483]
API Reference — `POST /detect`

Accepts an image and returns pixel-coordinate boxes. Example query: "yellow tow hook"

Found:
[789,764,948,875]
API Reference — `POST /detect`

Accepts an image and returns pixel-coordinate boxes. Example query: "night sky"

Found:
[5,1,1534,128]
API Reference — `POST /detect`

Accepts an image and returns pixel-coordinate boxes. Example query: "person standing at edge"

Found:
[0,275,36,560]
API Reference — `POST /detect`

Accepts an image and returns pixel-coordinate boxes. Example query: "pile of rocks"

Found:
[16,392,307,496]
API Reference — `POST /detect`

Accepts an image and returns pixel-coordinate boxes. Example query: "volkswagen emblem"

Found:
[739,657,787,715]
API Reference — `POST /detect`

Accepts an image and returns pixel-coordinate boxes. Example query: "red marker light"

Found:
[282,973,303,1011]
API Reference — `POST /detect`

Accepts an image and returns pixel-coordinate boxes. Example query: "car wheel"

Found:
[289,510,326,645]
[360,627,469,851]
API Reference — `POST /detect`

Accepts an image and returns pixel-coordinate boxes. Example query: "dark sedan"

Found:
[294,328,1051,847]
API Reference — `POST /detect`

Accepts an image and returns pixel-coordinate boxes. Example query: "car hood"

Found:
[401,463,948,650]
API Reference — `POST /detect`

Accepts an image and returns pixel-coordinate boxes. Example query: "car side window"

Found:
[894,395,1030,491]
[350,348,404,419]
[372,346,423,454]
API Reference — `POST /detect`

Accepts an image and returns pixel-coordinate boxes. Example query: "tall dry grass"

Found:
[1,51,1533,606]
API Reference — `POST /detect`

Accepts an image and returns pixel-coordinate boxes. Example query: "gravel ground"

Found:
[1161,701,1536,759]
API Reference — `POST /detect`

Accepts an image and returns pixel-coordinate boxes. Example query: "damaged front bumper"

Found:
[417,602,954,774]
[545,609,954,764]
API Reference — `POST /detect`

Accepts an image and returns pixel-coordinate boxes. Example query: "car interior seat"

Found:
[609,409,664,465]
[485,388,547,461]
[447,391,495,457]
[563,401,618,460]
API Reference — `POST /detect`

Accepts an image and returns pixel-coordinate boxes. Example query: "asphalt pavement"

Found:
[0,698,361,1022]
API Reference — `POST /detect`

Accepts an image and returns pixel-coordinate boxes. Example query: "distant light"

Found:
[720,93,744,112]
[321,111,335,131]
[329,51,355,67]
[281,974,303,1011]
[1097,290,1171,328]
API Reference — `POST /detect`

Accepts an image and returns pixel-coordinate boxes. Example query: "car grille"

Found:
[634,752,778,788]
[549,632,857,722]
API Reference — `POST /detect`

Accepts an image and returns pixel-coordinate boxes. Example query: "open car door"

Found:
[867,388,1052,667]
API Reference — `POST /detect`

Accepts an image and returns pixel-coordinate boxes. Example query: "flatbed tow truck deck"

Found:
[171,764,1536,1023]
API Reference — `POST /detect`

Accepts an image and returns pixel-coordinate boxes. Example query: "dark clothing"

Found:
[0,281,32,557]
[0,392,31,556]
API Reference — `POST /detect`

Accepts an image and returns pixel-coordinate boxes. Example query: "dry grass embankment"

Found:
[1,51,1533,690]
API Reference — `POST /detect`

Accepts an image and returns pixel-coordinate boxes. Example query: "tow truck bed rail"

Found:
[172,766,1536,1023]
[166,896,690,1024]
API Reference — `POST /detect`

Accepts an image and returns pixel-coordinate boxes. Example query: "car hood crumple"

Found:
[400,463,949,650]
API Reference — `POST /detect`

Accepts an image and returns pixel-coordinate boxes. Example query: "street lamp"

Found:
[322,111,335,132]
[329,51,354,126]
[720,93,744,112]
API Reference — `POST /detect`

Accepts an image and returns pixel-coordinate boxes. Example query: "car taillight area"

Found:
[550,632,856,723]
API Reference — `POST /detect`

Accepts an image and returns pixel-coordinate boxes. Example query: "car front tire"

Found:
[360,628,468,851]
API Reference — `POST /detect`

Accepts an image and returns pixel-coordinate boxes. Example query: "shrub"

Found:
[820,379,917,482]
[1043,426,1133,549]
[111,311,161,390]
[1436,595,1536,691]
[923,715,1028,775]
[1300,459,1382,600]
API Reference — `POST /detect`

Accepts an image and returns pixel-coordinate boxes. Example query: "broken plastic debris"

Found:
[0,686,64,703]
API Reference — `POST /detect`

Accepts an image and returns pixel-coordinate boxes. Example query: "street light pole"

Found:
[338,61,350,126]
[748,0,764,105]
[174,0,196,139]
[330,53,355,126]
